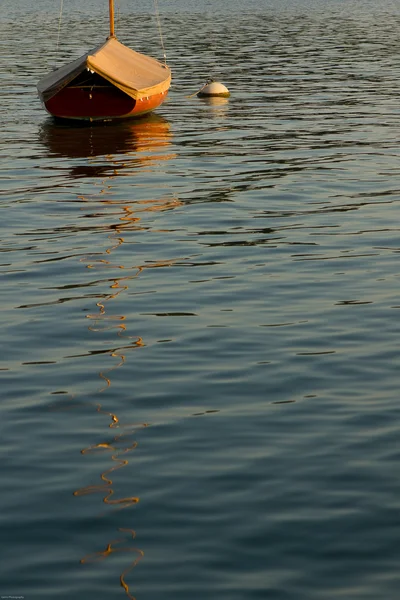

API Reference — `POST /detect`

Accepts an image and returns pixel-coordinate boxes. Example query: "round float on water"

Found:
[197,81,230,98]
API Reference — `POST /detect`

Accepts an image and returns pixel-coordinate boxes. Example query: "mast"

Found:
[109,0,115,37]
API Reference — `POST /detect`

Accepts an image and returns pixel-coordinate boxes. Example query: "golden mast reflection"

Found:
[42,115,182,600]
[80,527,144,600]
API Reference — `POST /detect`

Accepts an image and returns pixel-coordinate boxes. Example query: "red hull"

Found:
[45,85,168,121]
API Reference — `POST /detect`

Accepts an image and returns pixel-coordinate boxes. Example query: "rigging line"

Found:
[56,0,64,53]
[153,0,167,64]
[116,0,121,30]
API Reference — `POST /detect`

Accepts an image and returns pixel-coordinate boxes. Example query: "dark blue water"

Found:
[2,0,400,598]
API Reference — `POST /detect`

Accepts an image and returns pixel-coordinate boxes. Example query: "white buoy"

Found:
[197,81,230,98]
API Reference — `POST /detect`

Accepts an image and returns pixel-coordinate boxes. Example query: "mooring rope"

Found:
[153,0,167,64]
[56,0,64,52]
[185,78,214,98]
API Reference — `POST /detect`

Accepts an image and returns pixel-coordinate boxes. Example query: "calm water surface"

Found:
[2,0,400,598]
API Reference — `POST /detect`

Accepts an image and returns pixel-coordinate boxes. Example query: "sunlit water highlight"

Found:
[1,0,400,598]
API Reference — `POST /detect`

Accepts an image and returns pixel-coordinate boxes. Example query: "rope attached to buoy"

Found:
[186,79,214,99]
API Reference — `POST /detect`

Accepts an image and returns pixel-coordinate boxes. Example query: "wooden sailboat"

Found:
[37,0,171,121]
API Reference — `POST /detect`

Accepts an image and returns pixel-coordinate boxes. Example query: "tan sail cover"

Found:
[37,37,171,103]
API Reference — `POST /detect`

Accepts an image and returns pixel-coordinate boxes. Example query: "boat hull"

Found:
[44,85,168,121]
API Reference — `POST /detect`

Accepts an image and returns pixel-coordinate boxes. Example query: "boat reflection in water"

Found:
[41,115,181,599]
[39,113,175,178]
